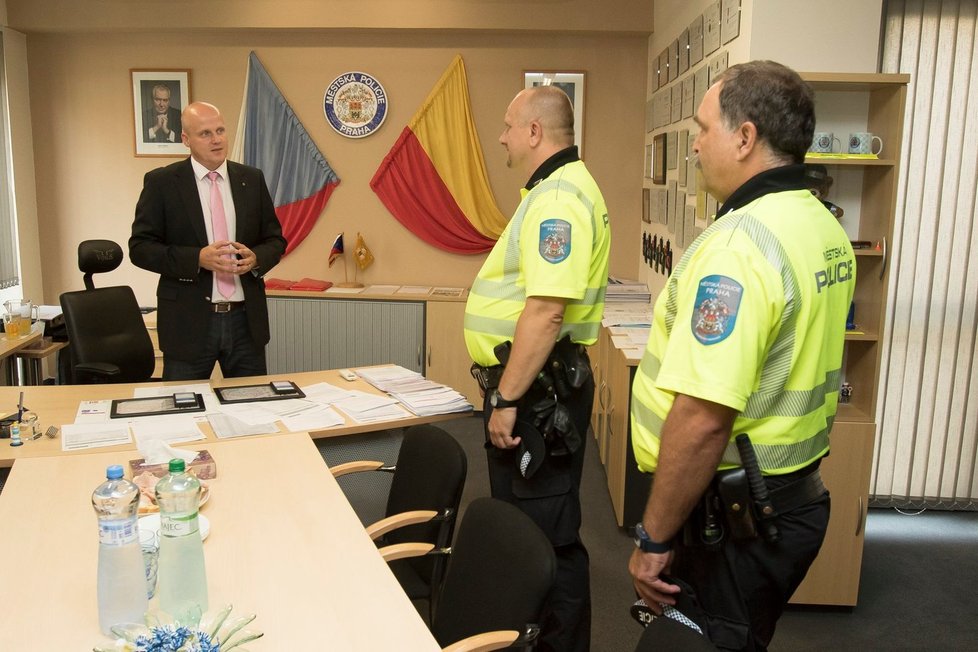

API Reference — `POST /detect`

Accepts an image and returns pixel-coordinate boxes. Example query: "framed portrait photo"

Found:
[523,70,585,157]
[131,69,192,157]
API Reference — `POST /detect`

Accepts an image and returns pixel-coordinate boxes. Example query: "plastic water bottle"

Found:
[155,458,208,618]
[92,464,148,635]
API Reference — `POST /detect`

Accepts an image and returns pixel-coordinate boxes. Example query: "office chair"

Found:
[58,239,155,384]
[380,497,556,652]
[330,424,467,619]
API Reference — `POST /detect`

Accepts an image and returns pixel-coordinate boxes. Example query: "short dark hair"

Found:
[715,61,815,164]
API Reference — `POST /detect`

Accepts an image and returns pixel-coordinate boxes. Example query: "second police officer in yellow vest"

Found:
[629,61,855,651]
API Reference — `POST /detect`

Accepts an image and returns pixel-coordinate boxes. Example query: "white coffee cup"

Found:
[810,131,841,154]
[848,132,883,156]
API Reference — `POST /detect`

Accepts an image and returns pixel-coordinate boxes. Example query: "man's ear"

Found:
[735,121,758,161]
[528,119,544,147]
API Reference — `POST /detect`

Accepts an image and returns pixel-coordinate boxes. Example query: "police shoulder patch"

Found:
[539,219,571,263]
[691,275,743,345]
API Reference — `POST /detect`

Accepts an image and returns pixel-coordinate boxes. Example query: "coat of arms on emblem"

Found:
[539,218,571,263]
[690,274,743,345]
[324,72,388,139]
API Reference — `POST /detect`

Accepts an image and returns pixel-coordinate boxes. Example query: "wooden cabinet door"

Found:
[425,301,481,406]
[789,421,875,605]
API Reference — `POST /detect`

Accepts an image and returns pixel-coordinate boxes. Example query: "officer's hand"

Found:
[199,241,239,274]
[488,406,520,449]
[229,242,257,275]
[629,548,680,614]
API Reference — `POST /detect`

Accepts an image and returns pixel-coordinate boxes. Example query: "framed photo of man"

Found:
[131,69,192,157]
[523,71,585,158]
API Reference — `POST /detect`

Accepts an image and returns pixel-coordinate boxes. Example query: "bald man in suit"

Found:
[130,102,286,380]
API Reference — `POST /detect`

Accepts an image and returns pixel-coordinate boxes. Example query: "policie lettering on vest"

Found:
[815,244,853,293]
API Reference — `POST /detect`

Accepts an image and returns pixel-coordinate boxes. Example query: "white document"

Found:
[75,400,111,423]
[208,413,280,440]
[394,286,432,295]
[61,422,132,451]
[301,382,359,404]
[281,406,346,432]
[131,415,206,447]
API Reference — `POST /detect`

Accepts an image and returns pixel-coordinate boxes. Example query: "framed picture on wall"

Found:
[652,133,667,185]
[131,69,192,157]
[523,71,585,157]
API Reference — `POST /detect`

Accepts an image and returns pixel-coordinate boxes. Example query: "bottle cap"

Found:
[106,464,124,480]
[168,458,186,473]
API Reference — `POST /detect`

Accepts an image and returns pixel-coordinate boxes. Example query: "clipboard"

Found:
[110,393,206,419]
[213,381,306,404]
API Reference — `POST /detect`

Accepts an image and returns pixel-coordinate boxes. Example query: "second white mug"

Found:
[848,132,883,155]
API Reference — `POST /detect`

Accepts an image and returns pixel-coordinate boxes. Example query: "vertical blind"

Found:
[874,0,978,509]
[0,32,21,290]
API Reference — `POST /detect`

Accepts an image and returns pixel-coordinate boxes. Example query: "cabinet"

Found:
[265,291,481,406]
[788,72,908,606]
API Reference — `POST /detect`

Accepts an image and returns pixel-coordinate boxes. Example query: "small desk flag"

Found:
[354,233,375,271]
[328,232,345,267]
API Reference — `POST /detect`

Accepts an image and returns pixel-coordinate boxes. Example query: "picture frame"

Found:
[131,69,192,157]
[652,133,667,185]
[524,71,585,157]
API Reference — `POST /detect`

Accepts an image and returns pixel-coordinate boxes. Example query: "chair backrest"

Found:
[384,425,468,604]
[431,497,556,648]
[59,240,154,384]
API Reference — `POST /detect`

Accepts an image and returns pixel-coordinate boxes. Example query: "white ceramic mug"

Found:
[810,131,841,154]
[848,132,883,155]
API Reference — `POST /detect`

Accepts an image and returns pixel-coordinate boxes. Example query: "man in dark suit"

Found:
[130,102,286,380]
[143,84,182,143]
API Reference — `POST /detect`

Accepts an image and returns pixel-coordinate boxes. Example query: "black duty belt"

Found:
[470,364,505,392]
[211,301,245,313]
[767,467,826,514]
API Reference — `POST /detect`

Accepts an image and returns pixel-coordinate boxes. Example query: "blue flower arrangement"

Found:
[94,604,261,652]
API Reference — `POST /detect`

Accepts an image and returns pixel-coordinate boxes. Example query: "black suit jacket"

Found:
[143,107,182,143]
[129,158,287,361]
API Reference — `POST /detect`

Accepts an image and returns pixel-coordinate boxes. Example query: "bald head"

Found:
[181,102,228,170]
[500,86,576,178]
[515,86,575,147]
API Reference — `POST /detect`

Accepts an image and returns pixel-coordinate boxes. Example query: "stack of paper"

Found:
[606,276,652,303]
[355,365,473,416]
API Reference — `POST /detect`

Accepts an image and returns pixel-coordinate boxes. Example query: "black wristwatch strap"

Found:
[634,522,673,554]
[490,389,520,409]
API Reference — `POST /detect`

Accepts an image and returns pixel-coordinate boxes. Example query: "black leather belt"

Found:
[211,301,244,313]
[767,467,826,514]
[470,364,505,392]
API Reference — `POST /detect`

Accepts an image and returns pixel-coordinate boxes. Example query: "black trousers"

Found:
[483,371,595,652]
[672,491,831,651]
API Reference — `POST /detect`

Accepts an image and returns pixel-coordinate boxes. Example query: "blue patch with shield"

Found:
[539,219,571,263]
[691,275,743,345]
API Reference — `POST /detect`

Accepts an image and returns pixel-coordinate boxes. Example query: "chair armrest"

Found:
[441,630,521,652]
[329,460,384,478]
[378,542,435,562]
[366,510,439,540]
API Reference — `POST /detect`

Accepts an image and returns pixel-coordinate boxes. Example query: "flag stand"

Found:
[334,255,363,289]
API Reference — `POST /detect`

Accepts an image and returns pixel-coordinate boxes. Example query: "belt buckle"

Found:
[214,302,232,313]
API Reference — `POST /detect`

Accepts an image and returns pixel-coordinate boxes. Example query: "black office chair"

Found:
[380,497,556,651]
[330,424,467,619]
[58,240,155,384]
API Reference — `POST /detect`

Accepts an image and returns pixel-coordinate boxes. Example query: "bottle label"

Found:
[98,517,139,546]
[160,512,200,538]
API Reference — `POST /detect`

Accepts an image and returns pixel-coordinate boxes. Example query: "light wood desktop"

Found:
[0,327,42,360]
[0,367,464,467]
[0,433,440,650]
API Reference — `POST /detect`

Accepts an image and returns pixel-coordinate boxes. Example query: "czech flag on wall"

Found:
[231,52,341,256]
[370,55,505,255]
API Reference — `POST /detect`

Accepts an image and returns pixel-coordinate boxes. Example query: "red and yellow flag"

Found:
[370,55,505,254]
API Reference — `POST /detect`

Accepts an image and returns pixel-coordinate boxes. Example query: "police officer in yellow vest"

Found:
[629,61,855,651]
[465,85,610,652]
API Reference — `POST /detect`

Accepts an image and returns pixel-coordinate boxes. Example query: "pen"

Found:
[17,391,24,422]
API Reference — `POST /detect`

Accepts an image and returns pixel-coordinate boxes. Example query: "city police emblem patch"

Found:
[539,219,571,263]
[323,71,388,139]
[691,275,743,345]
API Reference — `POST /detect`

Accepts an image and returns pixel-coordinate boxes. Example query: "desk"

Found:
[0,434,440,650]
[0,367,464,467]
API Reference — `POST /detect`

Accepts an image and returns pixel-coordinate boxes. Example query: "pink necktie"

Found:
[207,171,235,299]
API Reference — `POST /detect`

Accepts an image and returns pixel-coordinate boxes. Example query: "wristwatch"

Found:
[634,522,673,554]
[489,389,520,409]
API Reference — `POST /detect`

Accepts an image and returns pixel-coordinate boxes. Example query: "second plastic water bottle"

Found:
[156,458,208,619]
[93,464,148,634]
